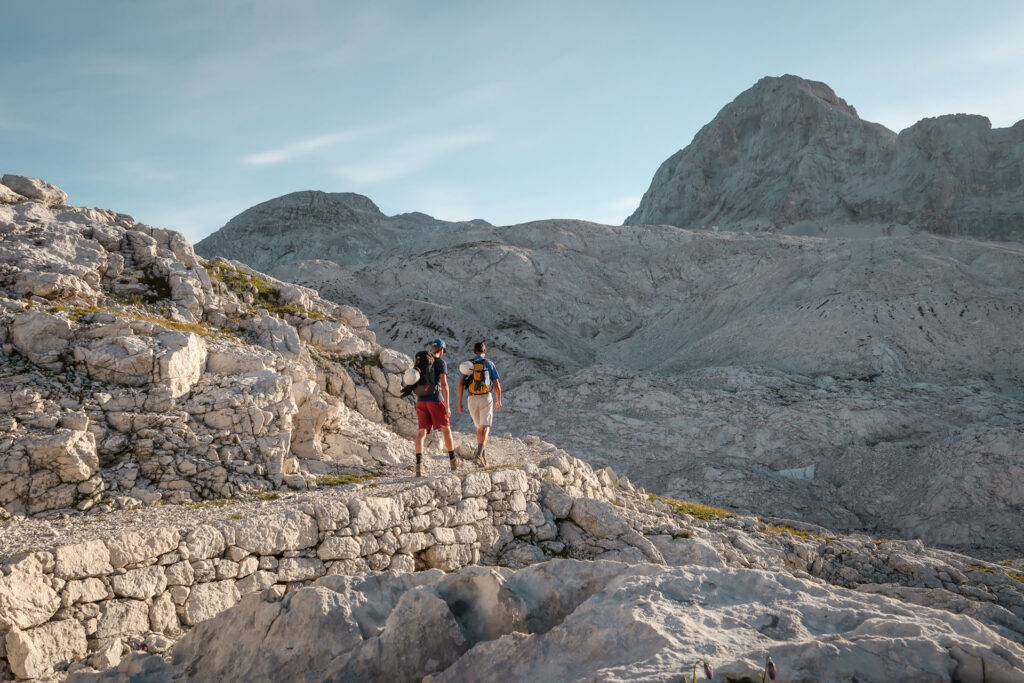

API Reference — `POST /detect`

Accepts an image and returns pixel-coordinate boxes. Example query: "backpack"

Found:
[467,358,492,395]
[406,350,437,399]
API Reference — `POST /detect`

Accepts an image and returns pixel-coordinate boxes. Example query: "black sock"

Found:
[448,450,456,460]
[475,443,483,456]
[416,453,422,463]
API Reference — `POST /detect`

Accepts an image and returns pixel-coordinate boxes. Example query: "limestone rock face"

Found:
[83,560,1024,683]
[625,75,1024,241]
[0,176,418,516]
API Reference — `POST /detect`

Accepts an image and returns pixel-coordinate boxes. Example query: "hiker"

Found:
[458,341,502,466]
[411,339,458,476]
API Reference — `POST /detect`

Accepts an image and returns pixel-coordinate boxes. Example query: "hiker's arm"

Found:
[441,375,451,415]
[494,379,502,410]
[457,378,465,413]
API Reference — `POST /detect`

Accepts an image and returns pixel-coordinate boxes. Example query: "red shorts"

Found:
[416,401,450,431]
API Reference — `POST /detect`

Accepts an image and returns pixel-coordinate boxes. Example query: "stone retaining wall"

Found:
[0,455,656,680]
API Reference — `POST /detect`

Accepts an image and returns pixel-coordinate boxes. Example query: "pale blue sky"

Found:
[2,1,1023,243]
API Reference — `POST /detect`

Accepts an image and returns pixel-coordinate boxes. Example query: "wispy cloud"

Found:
[242,124,387,166]
[336,131,490,184]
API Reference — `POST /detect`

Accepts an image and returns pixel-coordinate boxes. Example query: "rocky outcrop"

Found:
[625,75,1024,241]
[1,175,68,208]
[0,176,422,518]
[87,561,1024,683]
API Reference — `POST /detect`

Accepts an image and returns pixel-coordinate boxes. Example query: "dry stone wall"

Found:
[0,455,642,679]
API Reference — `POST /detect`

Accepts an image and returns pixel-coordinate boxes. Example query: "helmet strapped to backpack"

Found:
[467,358,491,395]
[400,350,438,399]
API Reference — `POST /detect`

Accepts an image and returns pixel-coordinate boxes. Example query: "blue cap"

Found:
[430,338,446,349]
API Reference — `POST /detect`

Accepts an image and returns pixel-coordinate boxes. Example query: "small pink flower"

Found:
[703,660,714,679]
[766,655,777,681]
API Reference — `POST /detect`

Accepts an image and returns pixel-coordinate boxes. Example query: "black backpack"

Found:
[401,350,437,399]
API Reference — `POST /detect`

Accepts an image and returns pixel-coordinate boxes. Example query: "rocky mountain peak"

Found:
[197,191,493,272]
[626,75,1024,241]
[741,74,860,117]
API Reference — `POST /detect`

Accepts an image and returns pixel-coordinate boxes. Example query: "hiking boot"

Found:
[449,454,460,471]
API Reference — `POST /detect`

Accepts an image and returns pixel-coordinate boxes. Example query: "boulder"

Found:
[95,600,150,639]
[54,540,112,580]
[182,580,240,626]
[24,429,98,483]
[5,619,86,679]
[229,510,318,555]
[0,554,60,630]
[184,525,226,561]
[1,174,68,206]
[105,528,180,569]
[10,311,73,368]
[568,498,630,538]
[74,331,206,397]
[110,566,168,600]
[13,271,95,300]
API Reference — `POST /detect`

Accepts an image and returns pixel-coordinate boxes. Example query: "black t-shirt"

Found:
[417,357,447,402]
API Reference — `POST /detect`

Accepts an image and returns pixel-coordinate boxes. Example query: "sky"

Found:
[2,1,1023,244]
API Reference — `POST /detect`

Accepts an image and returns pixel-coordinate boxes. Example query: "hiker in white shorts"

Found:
[457,341,502,466]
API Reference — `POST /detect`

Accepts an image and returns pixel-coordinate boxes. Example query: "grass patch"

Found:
[761,522,823,541]
[1008,571,1024,585]
[70,304,104,322]
[317,473,377,487]
[72,305,234,339]
[206,261,327,321]
[257,492,281,502]
[648,493,733,521]
[230,513,242,520]
[965,564,997,574]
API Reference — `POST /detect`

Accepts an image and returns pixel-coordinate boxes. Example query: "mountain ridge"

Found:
[625,74,1024,240]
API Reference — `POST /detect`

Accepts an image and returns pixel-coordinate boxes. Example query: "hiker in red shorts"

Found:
[414,339,458,476]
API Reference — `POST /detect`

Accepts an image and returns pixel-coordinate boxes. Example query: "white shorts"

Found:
[467,393,494,428]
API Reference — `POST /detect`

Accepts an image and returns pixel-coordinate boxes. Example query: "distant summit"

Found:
[626,74,1024,240]
[196,191,492,271]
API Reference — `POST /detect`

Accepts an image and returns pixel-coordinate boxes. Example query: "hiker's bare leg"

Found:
[415,428,428,453]
[442,427,454,452]
[476,425,490,446]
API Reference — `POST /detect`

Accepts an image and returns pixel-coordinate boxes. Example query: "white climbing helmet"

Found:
[459,361,474,376]
[403,368,420,385]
